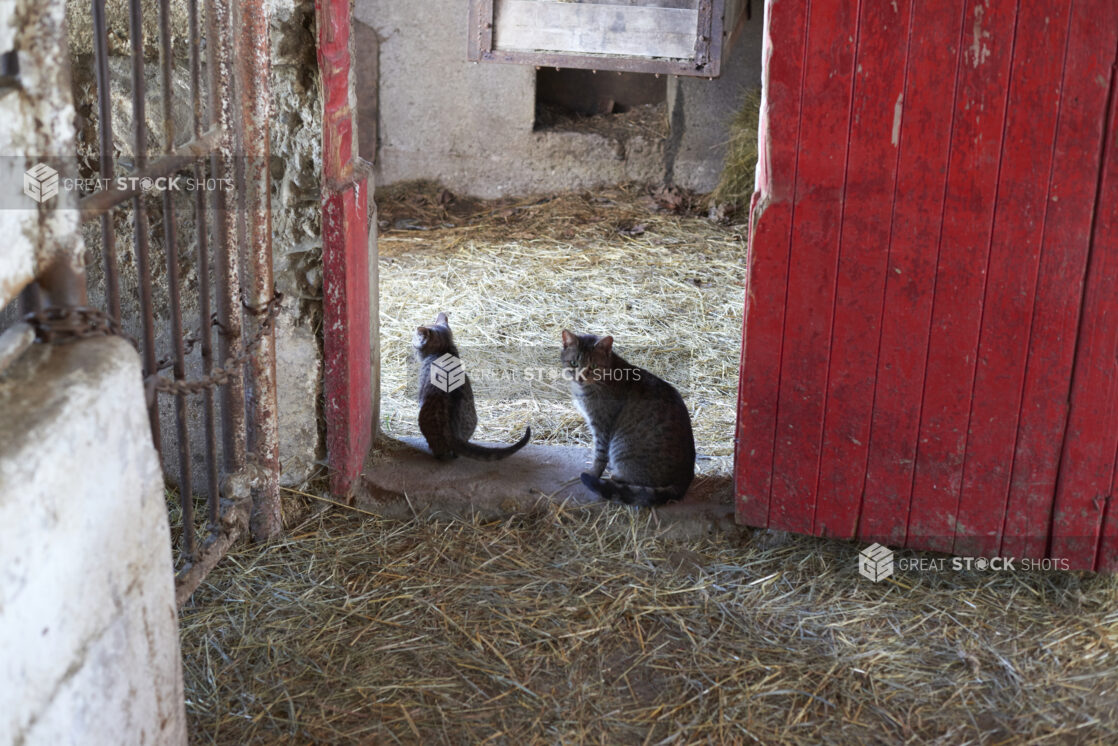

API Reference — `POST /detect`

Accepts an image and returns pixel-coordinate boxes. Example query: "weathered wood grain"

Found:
[494,0,698,59]
[734,0,810,528]
[858,0,966,547]
[768,0,859,535]
[813,0,912,541]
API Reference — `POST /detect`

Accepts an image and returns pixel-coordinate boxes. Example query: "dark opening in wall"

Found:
[534,68,667,137]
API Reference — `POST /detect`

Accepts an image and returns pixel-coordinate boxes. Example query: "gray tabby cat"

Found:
[561,330,695,506]
[414,312,530,460]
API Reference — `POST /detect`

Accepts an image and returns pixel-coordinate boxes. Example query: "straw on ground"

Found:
[376,183,747,475]
[181,502,1118,744]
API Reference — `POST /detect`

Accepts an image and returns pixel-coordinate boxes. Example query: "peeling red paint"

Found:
[735,0,1118,571]
[317,0,372,495]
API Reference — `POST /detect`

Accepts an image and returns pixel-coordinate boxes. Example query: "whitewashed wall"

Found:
[0,0,83,308]
[0,1,187,743]
[0,339,187,746]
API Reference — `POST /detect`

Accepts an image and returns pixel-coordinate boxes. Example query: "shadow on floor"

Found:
[356,436,737,539]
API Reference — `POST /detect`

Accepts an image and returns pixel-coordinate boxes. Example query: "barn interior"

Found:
[341,0,764,518]
[1,1,1116,744]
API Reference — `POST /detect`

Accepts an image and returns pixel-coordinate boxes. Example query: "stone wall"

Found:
[0,0,85,307]
[64,0,326,490]
[268,0,326,488]
[354,0,763,197]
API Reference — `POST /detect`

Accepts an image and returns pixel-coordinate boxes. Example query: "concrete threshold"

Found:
[356,437,738,540]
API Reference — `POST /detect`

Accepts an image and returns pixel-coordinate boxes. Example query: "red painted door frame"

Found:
[317,0,373,495]
[735,0,1118,570]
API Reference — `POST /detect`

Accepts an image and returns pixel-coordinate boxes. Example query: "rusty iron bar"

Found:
[174,516,244,606]
[188,0,221,532]
[233,0,281,540]
[157,0,195,560]
[128,0,162,452]
[174,494,249,606]
[78,128,222,219]
[91,0,119,322]
[206,0,247,474]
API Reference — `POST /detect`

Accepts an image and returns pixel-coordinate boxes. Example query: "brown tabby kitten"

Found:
[414,312,530,460]
[561,330,695,506]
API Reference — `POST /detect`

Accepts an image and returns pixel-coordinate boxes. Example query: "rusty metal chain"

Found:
[25,306,138,347]
[147,293,283,397]
[25,292,283,399]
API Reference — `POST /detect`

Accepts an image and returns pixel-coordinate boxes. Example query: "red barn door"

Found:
[734,0,1118,571]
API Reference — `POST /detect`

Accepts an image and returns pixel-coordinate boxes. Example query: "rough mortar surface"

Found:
[1,0,84,308]
[268,0,327,486]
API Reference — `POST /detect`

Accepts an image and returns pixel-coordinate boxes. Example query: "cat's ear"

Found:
[561,329,577,347]
[595,336,614,355]
[435,312,449,326]
[416,326,429,338]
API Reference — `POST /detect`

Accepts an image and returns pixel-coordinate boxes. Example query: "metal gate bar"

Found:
[126,0,162,451]
[234,0,282,540]
[188,0,221,532]
[76,0,279,601]
[156,0,195,558]
[90,0,118,323]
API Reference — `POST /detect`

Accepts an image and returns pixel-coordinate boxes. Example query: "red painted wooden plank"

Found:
[953,2,1073,559]
[1094,64,1118,573]
[1005,5,1118,563]
[858,0,967,547]
[813,0,912,540]
[317,0,358,185]
[1052,39,1118,570]
[735,0,811,527]
[318,0,373,495]
[323,184,373,495]
[906,0,1017,554]
[767,0,859,535]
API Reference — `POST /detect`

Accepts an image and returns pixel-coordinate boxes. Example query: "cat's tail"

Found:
[579,473,687,507]
[454,427,531,461]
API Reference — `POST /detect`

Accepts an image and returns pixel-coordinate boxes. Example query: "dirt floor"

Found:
[178,185,1118,744]
[374,183,746,475]
[180,501,1118,744]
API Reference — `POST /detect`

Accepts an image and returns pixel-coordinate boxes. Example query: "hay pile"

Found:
[377,184,747,474]
[534,102,669,142]
[181,501,1118,744]
[712,87,762,210]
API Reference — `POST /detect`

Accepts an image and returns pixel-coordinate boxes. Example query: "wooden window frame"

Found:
[468,0,732,78]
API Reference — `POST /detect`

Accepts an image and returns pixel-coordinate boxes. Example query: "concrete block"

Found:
[354,0,765,197]
[275,311,322,486]
[358,437,736,540]
[669,14,765,193]
[0,337,186,746]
